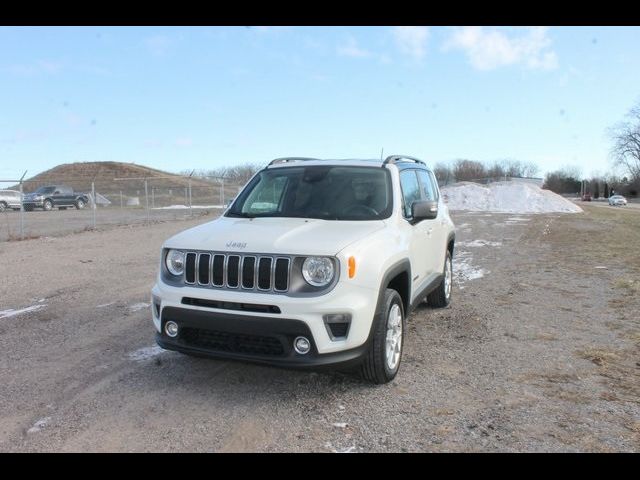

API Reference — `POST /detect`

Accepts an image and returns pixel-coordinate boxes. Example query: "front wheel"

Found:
[0,202,6,213]
[76,199,85,210]
[427,250,452,308]
[361,288,405,384]
[43,199,53,211]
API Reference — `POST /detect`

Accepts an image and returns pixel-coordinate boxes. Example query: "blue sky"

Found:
[1,26,639,181]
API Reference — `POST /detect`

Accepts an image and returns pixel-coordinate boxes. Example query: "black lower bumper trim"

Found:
[158,306,369,369]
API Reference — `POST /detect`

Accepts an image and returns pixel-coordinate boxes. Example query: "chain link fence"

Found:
[0,174,246,242]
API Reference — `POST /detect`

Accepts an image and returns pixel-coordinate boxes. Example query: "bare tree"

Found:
[609,100,640,181]
[453,159,486,182]
[433,162,454,186]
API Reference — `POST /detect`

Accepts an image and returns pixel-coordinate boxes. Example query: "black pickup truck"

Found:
[23,185,90,211]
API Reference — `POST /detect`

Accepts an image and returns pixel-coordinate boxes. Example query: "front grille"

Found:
[184,252,291,293]
[181,327,285,356]
[181,297,281,314]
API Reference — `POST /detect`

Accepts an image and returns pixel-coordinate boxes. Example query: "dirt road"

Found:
[0,207,638,452]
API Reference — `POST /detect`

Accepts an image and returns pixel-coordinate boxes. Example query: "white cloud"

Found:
[337,36,372,58]
[444,26,558,71]
[393,26,429,61]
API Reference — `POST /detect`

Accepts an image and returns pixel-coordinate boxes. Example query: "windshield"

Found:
[227,166,392,221]
[34,186,55,194]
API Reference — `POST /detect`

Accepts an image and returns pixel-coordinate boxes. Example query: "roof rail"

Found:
[268,157,322,166]
[382,155,426,166]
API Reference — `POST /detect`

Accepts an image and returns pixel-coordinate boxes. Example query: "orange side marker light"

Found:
[348,256,356,279]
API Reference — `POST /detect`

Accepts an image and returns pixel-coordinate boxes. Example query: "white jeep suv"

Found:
[151,156,456,384]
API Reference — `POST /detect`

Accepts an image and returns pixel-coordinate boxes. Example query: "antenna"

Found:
[380,148,384,161]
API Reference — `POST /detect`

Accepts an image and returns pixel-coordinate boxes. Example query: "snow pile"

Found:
[441,182,582,213]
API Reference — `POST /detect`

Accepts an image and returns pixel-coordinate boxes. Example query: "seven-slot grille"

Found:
[184,252,290,293]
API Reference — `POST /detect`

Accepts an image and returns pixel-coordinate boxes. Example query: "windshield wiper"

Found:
[226,211,257,218]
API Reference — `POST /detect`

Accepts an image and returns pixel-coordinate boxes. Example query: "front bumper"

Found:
[151,278,379,362]
[156,306,370,369]
[23,200,44,208]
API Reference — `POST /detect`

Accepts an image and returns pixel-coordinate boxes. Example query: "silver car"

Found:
[608,195,628,206]
[0,190,22,212]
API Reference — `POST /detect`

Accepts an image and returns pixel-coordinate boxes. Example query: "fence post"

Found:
[19,180,24,240]
[188,178,193,217]
[145,179,150,224]
[152,187,155,209]
[18,170,27,240]
[120,191,123,210]
[221,178,225,207]
[92,181,96,229]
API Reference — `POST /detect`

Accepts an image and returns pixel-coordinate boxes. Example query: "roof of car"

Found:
[266,156,430,170]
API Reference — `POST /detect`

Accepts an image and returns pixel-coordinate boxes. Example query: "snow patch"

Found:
[0,304,46,319]
[97,302,115,308]
[442,182,582,213]
[453,251,487,288]
[27,417,51,434]
[458,239,502,248]
[129,345,165,361]
[332,422,348,429]
[128,302,150,312]
[151,204,226,210]
[325,442,358,453]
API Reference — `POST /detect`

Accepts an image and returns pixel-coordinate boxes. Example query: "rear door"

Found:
[58,186,74,206]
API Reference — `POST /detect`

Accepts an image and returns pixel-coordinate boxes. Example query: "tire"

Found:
[0,202,6,213]
[361,288,405,384]
[427,250,452,308]
[43,199,53,211]
[76,199,85,210]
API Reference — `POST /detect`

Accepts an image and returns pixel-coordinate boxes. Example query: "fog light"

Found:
[294,336,311,355]
[164,321,179,338]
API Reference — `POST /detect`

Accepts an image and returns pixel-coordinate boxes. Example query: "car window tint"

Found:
[399,170,421,218]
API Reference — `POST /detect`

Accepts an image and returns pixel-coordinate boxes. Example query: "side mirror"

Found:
[412,200,438,222]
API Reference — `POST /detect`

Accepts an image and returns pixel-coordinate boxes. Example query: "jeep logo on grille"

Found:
[226,241,247,249]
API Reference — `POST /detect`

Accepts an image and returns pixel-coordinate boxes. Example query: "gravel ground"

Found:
[0,209,638,452]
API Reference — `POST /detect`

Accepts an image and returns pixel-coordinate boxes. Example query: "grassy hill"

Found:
[19,161,216,193]
[16,162,234,207]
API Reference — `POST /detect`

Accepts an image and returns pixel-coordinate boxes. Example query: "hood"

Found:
[164,216,386,256]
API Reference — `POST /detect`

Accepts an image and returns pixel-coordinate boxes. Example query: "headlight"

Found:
[166,249,185,276]
[302,257,334,287]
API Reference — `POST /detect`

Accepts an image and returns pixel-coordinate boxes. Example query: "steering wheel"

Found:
[345,204,378,216]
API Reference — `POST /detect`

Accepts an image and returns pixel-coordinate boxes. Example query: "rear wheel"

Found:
[427,250,452,308]
[361,288,405,384]
[0,202,6,212]
[43,199,53,211]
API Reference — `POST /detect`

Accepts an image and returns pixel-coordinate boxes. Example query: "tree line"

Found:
[433,159,540,185]
[176,98,640,199]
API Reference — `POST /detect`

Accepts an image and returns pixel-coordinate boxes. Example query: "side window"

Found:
[429,171,440,201]
[416,170,437,202]
[399,170,421,218]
